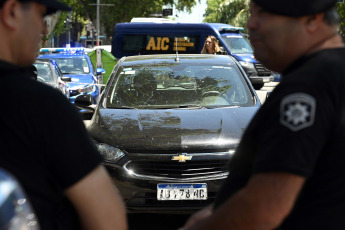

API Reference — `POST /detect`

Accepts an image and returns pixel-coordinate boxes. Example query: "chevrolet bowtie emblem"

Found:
[171,153,192,162]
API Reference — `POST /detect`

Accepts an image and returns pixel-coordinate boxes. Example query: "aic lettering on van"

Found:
[146,37,195,52]
[121,35,199,54]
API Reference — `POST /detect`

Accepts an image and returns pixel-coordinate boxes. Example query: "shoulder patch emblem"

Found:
[280,93,316,132]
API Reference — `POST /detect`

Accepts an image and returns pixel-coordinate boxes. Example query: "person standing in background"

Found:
[201,36,221,54]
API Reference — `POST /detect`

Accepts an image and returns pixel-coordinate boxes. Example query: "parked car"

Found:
[33,60,71,98]
[37,48,105,104]
[76,54,261,214]
[0,169,39,230]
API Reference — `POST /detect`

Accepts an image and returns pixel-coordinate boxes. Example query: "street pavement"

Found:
[256,81,279,104]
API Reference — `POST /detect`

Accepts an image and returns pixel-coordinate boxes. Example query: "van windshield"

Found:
[221,36,253,54]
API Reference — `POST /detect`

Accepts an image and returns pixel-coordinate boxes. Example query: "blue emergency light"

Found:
[39,48,85,54]
[219,27,244,33]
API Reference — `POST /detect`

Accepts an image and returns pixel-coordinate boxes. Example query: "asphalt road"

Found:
[256,81,279,104]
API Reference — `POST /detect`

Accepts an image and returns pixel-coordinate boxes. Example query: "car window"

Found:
[52,57,90,74]
[221,36,253,54]
[106,63,253,109]
[34,63,54,83]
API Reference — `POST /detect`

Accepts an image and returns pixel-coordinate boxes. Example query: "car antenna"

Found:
[175,37,180,62]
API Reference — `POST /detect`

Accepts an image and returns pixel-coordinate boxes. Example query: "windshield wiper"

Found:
[176,104,207,109]
[108,106,137,109]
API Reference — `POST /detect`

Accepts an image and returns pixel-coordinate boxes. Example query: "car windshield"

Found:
[52,57,90,74]
[34,63,54,83]
[106,62,254,109]
[221,36,253,54]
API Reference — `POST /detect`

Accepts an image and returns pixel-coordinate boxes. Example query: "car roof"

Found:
[34,60,51,64]
[38,53,88,59]
[119,54,238,66]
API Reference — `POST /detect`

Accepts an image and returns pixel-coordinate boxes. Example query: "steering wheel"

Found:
[37,76,46,82]
[202,91,220,97]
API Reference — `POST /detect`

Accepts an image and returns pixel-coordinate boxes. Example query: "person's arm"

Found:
[183,172,305,230]
[65,165,127,230]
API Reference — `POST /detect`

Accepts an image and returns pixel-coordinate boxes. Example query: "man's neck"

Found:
[306,32,344,56]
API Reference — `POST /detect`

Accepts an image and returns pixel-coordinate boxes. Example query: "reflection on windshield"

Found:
[52,58,90,74]
[106,63,253,109]
[222,36,253,54]
[35,63,54,83]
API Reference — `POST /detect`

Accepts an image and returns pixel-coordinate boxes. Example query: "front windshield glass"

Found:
[106,62,254,109]
[221,36,253,54]
[52,57,90,74]
[34,63,54,83]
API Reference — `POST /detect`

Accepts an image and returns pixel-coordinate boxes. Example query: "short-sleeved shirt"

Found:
[214,48,345,229]
[0,61,102,229]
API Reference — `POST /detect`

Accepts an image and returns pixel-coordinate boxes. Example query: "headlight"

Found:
[78,84,95,94]
[95,143,125,162]
[239,61,254,69]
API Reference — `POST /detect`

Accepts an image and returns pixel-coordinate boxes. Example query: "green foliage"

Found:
[204,0,249,32]
[337,2,345,39]
[53,0,197,42]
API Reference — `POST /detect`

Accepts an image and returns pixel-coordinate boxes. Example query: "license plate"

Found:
[157,183,207,200]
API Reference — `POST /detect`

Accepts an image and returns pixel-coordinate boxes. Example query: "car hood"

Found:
[88,107,258,151]
[67,74,95,89]
[231,53,258,63]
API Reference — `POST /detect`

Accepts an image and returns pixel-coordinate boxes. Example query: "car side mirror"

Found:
[96,68,106,75]
[60,76,72,82]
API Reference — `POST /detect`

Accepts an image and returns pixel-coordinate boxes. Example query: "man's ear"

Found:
[0,0,22,30]
[304,13,324,33]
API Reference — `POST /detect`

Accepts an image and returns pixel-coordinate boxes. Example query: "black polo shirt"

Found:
[214,48,345,229]
[0,61,102,229]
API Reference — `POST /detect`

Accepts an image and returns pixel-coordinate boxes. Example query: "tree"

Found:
[337,2,345,39]
[206,0,345,37]
[52,0,198,44]
[204,0,249,32]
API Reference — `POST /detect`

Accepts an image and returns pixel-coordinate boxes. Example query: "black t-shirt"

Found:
[0,61,102,229]
[214,48,345,229]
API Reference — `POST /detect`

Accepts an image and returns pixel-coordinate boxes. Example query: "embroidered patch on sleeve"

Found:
[280,93,316,131]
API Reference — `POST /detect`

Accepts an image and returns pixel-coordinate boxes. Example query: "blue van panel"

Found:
[111,23,241,59]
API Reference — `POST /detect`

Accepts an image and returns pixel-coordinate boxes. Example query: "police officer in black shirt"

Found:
[181,0,345,229]
[0,0,127,229]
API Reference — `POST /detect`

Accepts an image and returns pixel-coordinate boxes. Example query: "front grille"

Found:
[254,63,272,76]
[126,159,229,179]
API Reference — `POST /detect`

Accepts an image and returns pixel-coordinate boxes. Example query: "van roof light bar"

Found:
[39,48,85,54]
[219,26,244,33]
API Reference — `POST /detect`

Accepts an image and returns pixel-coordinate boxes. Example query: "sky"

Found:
[174,0,207,23]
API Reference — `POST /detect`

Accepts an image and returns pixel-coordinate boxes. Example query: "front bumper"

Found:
[103,152,231,214]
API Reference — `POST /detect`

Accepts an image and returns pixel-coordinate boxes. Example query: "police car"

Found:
[34,59,71,98]
[37,48,105,104]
